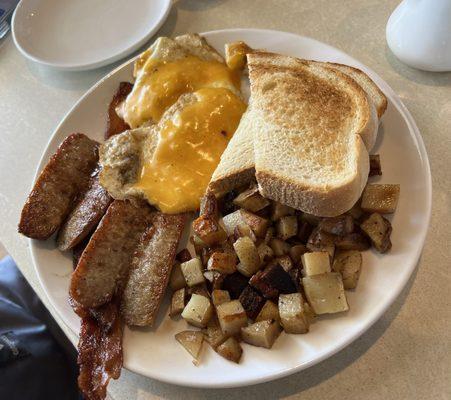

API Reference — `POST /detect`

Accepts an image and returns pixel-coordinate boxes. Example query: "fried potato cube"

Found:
[222,210,244,236]
[169,261,186,291]
[361,184,400,214]
[301,252,331,276]
[222,272,248,299]
[225,41,252,70]
[318,215,354,236]
[240,210,269,238]
[181,294,213,328]
[207,251,237,275]
[255,300,280,323]
[181,257,205,287]
[233,184,270,212]
[170,287,187,317]
[216,337,243,363]
[264,226,275,244]
[335,232,370,251]
[300,212,321,226]
[278,293,311,334]
[369,154,382,176]
[269,238,291,256]
[239,285,265,320]
[205,317,228,349]
[234,223,257,243]
[257,242,274,263]
[216,300,248,336]
[303,273,349,315]
[332,250,362,289]
[277,216,298,240]
[289,244,308,264]
[175,330,204,363]
[241,320,282,349]
[276,255,293,272]
[360,213,393,253]
[193,214,227,246]
[200,191,219,219]
[211,289,231,306]
[271,201,295,221]
[233,236,261,277]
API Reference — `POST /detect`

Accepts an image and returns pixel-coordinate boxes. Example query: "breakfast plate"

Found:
[12,0,171,70]
[29,29,431,388]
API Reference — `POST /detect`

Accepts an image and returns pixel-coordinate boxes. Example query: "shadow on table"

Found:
[385,45,451,88]
[119,256,421,400]
[174,0,228,11]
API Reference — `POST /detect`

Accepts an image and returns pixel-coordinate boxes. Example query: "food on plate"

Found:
[56,167,112,251]
[18,133,99,239]
[105,82,133,139]
[17,32,401,397]
[121,212,186,326]
[100,34,247,214]
[70,200,154,308]
[76,298,122,400]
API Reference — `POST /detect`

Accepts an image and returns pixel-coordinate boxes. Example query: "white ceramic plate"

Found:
[11,0,171,71]
[30,29,431,388]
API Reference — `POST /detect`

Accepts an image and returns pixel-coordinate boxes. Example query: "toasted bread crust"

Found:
[18,133,99,240]
[121,212,186,326]
[70,200,153,308]
[57,168,112,251]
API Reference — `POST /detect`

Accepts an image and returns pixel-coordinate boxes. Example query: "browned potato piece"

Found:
[200,192,219,219]
[332,250,362,289]
[170,287,187,317]
[234,223,257,243]
[307,228,336,258]
[264,226,275,244]
[181,258,205,287]
[188,284,211,298]
[318,215,354,236]
[361,184,400,214]
[269,238,291,256]
[277,216,298,240]
[289,244,308,264]
[233,184,270,212]
[169,261,186,291]
[335,232,370,251]
[277,255,293,272]
[216,300,248,335]
[360,213,392,253]
[278,293,311,334]
[301,252,331,276]
[181,294,213,328]
[177,248,192,263]
[241,320,282,349]
[216,337,242,363]
[211,289,231,306]
[225,41,252,70]
[300,212,321,226]
[193,215,227,246]
[207,251,237,275]
[255,300,280,323]
[175,330,204,363]
[347,202,364,220]
[303,273,349,315]
[240,210,269,238]
[369,154,382,176]
[191,234,208,255]
[233,236,261,277]
[271,201,295,221]
[257,243,274,263]
[204,270,224,290]
[205,317,228,349]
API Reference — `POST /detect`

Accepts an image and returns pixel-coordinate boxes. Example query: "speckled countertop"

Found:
[0,1,450,399]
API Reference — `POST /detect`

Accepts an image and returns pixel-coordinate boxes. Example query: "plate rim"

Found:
[28,28,432,388]
[11,0,172,71]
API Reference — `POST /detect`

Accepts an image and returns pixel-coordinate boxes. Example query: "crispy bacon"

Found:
[105,82,133,140]
[76,299,123,400]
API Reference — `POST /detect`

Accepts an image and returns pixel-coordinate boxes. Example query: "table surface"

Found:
[1,1,450,399]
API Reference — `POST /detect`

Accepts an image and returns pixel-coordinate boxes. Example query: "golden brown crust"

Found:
[121,212,186,326]
[70,200,153,308]
[18,133,99,240]
[57,168,112,251]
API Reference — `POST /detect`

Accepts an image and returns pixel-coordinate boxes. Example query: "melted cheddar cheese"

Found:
[134,87,246,213]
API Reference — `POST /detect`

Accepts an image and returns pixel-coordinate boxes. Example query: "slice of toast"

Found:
[18,133,99,240]
[250,52,371,216]
[208,55,386,199]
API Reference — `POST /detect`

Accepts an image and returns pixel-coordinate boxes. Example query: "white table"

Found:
[1,1,450,399]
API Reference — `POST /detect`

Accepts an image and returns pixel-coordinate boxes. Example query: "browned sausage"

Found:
[57,167,112,251]
[70,200,153,308]
[121,212,186,327]
[18,133,99,240]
